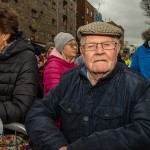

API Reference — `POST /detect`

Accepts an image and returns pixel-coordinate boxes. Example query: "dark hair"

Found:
[0,3,18,43]
[141,28,150,40]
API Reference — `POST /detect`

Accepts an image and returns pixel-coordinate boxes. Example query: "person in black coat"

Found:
[0,3,38,124]
[117,52,125,64]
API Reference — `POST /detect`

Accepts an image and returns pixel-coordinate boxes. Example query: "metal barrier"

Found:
[0,123,29,150]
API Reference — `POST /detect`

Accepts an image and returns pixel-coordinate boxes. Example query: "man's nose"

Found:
[95,43,105,53]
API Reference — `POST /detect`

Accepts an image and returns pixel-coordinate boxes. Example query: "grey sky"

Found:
[88,0,150,46]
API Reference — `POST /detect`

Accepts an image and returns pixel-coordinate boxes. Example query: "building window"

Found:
[70,27,72,34]
[70,3,73,10]
[63,15,67,27]
[63,1,67,10]
[31,9,37,18]
[52,1,56,9]
[87,7,89,14]
[52,19,56,25]
[91,11,93,17]
[51,35,55,40]
[96,14,97,20]
[29,25,37,41]
[43,0,49,5]
[1,0,9,2]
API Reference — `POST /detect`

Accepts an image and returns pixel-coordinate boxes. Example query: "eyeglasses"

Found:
[66,43,78,48]
[81,41,118,51]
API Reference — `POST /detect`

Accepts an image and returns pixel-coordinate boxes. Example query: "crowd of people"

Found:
[0,2,150,150]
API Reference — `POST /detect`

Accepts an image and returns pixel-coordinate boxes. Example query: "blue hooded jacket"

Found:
[131,38,150,80]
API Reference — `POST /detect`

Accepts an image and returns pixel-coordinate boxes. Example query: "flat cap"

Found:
[77,22,123,39]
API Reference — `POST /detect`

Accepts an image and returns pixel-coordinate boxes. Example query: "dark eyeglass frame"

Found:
[81,41,118,51]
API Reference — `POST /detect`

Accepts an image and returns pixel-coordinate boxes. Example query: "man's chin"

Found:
[93,64,111,71]
[90,68,108,74]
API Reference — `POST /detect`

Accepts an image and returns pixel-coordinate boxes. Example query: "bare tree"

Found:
[140,0,150,18]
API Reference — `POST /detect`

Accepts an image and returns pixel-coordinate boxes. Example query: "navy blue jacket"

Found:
[25,63,150,150]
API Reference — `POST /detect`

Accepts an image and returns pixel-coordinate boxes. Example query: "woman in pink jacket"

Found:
[44,32,78,96]
[44,32,78,128]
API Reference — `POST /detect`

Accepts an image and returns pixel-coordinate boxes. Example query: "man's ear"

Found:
[116,44,120,55]
[80,46,84,55]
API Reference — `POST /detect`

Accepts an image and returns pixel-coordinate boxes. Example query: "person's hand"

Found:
[59,146,67,150]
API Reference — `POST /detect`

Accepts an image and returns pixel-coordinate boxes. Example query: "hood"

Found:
[46,55,77,69]
[50,48,63,60]
[47,48,75,63]
[0,31,34,61]
[46,48,77,68]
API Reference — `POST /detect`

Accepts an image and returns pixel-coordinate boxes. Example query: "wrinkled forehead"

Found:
[80,35,118,44]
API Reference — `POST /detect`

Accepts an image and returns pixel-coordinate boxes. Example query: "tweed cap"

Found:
[77,22,123,39]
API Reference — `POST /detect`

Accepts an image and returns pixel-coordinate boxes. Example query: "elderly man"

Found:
[25,22,150,150]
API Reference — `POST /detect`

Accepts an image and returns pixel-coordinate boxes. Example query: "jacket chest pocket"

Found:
[59,100,82,138]
[93,106,124,131]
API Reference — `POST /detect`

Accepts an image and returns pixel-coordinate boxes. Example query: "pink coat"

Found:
[44,48,77,96]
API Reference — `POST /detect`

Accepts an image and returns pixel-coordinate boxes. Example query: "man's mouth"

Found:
[94,59,106,62]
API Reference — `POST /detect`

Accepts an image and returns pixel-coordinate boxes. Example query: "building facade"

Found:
[76,0,95,34]
[85,0,95,24]
[0,0,77,44]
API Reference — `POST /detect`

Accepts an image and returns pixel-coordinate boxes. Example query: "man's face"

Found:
[124,55,129,60]
[80,35,120,75]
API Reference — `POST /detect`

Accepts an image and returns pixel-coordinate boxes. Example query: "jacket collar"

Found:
[49,48,75,63]
[79,62,122,86]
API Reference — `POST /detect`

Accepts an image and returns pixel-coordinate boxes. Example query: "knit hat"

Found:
[77,22,123,39]
[54,32,75,52]
[45,42,55,51]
